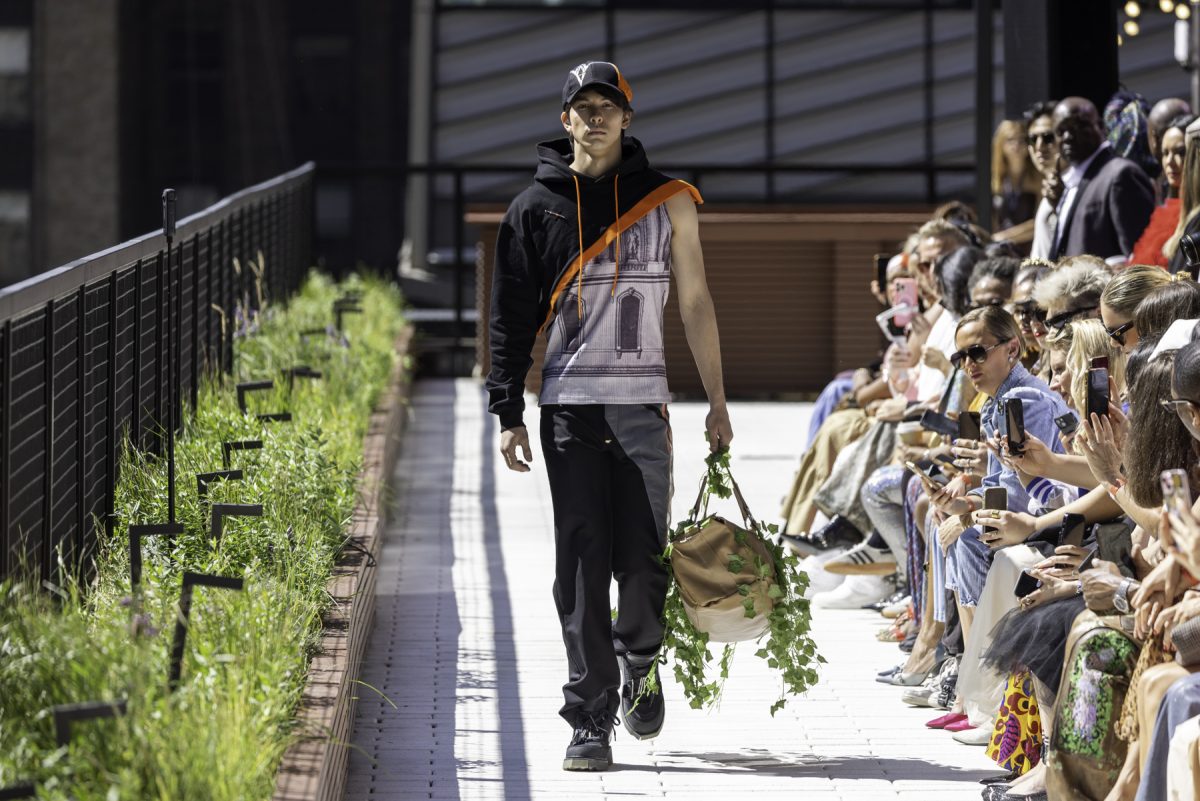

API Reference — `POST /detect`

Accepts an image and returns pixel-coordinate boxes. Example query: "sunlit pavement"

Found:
[344,378,996,801]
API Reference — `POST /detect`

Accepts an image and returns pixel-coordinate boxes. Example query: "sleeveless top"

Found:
[539,203,672,405]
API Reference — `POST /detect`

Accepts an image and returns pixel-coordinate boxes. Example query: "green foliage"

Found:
[657,450,825,715]
[0,271,406,800]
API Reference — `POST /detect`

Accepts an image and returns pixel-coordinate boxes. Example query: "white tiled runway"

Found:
[344,379,996,801]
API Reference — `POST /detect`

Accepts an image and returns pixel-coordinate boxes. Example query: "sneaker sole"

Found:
[621,715,663,741]
[562,754,612,771]
[823,560,898,576]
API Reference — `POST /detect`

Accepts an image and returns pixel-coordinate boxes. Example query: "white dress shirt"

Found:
[1053,141,1110,255]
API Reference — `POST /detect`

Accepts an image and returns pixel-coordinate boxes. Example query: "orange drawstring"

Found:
[572,175,584,321]
[611,174,620,297]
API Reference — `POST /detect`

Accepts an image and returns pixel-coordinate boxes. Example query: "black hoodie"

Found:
[485,136,700,430]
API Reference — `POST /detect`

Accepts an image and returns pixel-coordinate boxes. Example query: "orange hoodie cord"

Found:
[611,174,620,297]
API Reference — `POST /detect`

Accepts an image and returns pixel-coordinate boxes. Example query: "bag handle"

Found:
[686,456,758,531]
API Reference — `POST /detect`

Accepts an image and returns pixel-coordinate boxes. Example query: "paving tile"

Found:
[342,380,994,801]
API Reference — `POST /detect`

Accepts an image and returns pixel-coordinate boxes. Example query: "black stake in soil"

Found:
[168,572,244,691]
[129,523,183,589]
[208,503,264,548]
[222,439,263,470]
[52,699,129,747]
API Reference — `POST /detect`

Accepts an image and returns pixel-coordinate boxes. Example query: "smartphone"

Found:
[1162,468,1192,522]
[1059,512,1087,548]
[981,486,1007,538]
[875,307,909,346]
[1087,367,1110,418]
[958,411,982,442]
[875,254,890,294]
[892,278,919,328]
[1014,569,1041,599]
[905,460,942,493]
[1004,399,1026,456]
[1054,412,1079,438]
[1091,356,1110,371]
[919,409,958,439]
[1078,547,1099,573]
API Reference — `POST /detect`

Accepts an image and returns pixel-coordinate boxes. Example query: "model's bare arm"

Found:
[667,192,732,451]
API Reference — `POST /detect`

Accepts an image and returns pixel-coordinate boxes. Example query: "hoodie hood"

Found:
[534,136,651,185]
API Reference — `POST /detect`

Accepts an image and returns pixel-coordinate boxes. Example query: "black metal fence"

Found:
[0,163,314,582]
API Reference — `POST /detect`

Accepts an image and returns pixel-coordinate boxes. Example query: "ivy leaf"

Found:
[767,583,784,600]
[742,597,757,618]
[770,699,787,717]
[727,553,745,573]
[737,583,751,597]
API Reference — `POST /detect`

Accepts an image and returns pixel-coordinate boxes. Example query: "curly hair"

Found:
[1033,260,1112,313]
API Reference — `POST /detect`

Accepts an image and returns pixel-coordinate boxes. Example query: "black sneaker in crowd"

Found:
[618,652,665,740]
[563,714,614,771]
[779,515,864,557]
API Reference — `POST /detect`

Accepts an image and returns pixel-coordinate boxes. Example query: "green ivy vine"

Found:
[654,448,825,716]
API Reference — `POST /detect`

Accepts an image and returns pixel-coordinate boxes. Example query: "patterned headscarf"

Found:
[1105,91,1159,179]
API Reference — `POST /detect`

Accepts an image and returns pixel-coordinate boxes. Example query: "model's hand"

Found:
[930,477,972,517]
[500,427,533,473]
[706,404,733,452]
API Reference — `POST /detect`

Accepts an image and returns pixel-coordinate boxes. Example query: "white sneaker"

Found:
[811,574,892,609]
[799,547,849,600]
[951,726,991,746]
[901,683,936,707]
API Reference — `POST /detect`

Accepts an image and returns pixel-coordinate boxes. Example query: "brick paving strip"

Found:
[346,378,998,801]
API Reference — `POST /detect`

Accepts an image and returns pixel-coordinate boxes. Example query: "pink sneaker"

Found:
[943,719,975,733]
[925,712,968,729]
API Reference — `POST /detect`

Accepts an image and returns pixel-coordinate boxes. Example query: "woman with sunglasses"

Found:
[1100,264,1172,355]
[1033,257,1111,335]
[929,307,1071,631]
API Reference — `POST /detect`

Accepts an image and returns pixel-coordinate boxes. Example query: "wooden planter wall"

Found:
[271,326,413,801]
[471,207,931,398]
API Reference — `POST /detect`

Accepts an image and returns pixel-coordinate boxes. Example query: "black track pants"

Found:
[540,403,671,725]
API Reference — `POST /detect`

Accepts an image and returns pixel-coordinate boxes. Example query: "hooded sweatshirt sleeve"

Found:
[486,207,544,431]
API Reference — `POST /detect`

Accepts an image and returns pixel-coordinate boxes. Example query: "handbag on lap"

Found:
[669,468,777,643]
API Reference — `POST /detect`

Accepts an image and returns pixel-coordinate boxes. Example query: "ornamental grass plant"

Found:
[0,271,405,800]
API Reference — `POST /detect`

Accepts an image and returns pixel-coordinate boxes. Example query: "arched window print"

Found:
[559,294,585,352]
[616,289,642,357]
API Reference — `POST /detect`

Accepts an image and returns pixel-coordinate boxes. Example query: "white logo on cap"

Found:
[571,63,592,85]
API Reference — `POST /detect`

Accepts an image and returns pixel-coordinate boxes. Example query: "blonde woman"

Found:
[1167,117,1200,275]
[993,119,1041,231]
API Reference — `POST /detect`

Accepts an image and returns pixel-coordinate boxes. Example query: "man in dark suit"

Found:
[1050,97,1155,264]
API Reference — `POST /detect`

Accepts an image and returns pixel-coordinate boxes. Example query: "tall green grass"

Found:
[0,271,405,800]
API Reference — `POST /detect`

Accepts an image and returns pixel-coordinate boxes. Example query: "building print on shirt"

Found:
[542,203,673,405]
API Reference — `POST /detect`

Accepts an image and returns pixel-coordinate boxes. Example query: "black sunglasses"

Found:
[1106,320,1135,346]
[1026,132,1055,147]
[949,340,1009,368]
[1013,302,1048,324]
[1045,305,1098,331]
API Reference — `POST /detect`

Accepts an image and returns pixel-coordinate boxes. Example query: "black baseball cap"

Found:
[562,61,634,109]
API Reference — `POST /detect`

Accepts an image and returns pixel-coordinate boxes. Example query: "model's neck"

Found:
[570,142,623,178]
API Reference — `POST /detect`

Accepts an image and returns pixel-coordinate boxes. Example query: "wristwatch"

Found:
[1113,578,1133,614]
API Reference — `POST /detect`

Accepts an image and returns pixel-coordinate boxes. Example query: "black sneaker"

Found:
[779,515,864,557]
[562,714,614,771]
[618,652,664,740]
